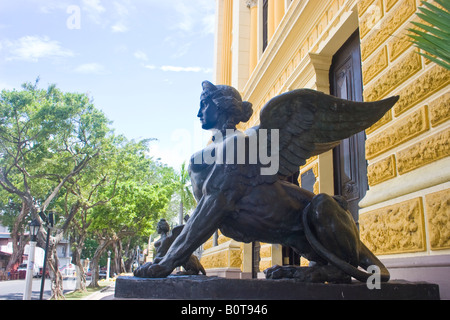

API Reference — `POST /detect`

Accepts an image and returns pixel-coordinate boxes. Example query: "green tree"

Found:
[0,80,110,299]
[174,162,196,225]
[85,140,176,287]
[65,135,123,292]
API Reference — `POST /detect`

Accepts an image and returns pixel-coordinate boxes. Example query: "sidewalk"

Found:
[82,282,116,300]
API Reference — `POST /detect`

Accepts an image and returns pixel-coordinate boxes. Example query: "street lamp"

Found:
[39,211,54,300]
[29,220,40,241]
[23,219,40,300]
[106,251,111,281]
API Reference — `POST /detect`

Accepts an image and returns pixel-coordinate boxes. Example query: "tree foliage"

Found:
[408,0,450,70]
[0,80,179,296]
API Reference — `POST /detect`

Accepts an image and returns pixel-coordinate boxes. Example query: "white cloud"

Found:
[74,63,108,74]
[173,42,191,59]
[113,1,129,16]
[147,130,194,169]
[82,0,105,14]
[82,0,106,24]
[38,1,71,14]
[144,0,214,35]
[134,50,148,61]
[201,13,215,35]
[2,36,74,62]
[160,65,212,73]
[173,2,195,32]
[109,1,133,33]
[111,22,128,33]
[143,64,211,73]
[172,0,215,35]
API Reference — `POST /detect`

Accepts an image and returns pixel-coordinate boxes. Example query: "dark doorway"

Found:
[282,172,301,266]
[251,241,260,278]
[329,30,368,226]
[282,246,301,266]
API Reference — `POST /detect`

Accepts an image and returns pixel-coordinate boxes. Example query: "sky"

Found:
[0,0,216,170]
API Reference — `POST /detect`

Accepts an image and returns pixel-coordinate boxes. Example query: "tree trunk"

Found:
[6,235,26,273]
[123,239,132,272]
[113,240,126,275]
[112,241,119,276]
[70,226,88,292]
[124,258,133,273]
[88,239,112,288]
[48,245,65,300]
[88,255,100,288]
[6,201,31,272]
[72,246,86,292]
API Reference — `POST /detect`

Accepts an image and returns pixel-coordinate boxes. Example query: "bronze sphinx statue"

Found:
[149,218,205,276]
[134,81,399,283]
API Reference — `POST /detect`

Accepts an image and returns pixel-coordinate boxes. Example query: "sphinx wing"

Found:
[252,89,398,179]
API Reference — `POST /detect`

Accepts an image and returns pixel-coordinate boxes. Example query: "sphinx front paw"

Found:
[133,262,173,278]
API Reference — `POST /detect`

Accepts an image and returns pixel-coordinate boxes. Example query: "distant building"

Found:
[0,231,12,272]
[201,0,450,298]
[0,224,72,276]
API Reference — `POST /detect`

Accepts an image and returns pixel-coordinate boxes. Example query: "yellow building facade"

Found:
[201,0,449,298]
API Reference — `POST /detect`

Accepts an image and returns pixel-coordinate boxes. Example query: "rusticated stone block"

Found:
[203,238,213,250]
[259,244,272,259]
[388,15,426,62]
[397,129,450,174]
[259,259,272,272]
[218,234,231,245]
[387,30,413,62]
[202,231,231,250]
[200,250,228,269]
[385,0,398,12]
[360,198,426,255]
[363,46,388,85]
[358,0,376,17]
[361,0,416,61]
[229,249,242,268]
[366,110,392,134]
[367,154,397,186]
[425,189,450,250]
[364,49,421,102]
[366,106,429,159]
[394,65,450,116]
[360,0,384,39]
[429,92,450,127]
[200,240,242,269]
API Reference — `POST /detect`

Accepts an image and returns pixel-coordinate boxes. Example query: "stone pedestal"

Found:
[114,275,439,300]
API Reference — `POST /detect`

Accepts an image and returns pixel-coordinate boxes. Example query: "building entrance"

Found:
[329,30,367,226]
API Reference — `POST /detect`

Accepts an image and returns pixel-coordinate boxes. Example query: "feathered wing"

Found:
[247,89,399,179]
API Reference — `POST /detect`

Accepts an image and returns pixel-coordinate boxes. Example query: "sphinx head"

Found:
[156,219,170,235]
[198,81,253,131]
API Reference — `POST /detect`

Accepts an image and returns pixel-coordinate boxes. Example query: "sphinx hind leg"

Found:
[302,194,391,282]
[358,242,390,282]
[305,194,360,267]
[264,194,359,283]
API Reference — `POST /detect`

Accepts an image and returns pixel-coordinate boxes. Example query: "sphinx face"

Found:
[197,98,220,130]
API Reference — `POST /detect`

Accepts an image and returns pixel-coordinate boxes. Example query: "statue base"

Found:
[114,275,439,300]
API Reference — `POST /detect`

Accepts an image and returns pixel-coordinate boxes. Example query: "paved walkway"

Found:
[82,283,116,300]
